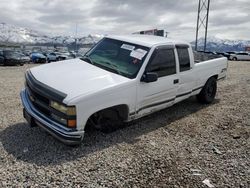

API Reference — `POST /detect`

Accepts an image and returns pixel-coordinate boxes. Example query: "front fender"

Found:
[72,84,137,130]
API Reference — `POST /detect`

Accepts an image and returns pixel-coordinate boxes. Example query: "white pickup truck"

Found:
[20,35,228,145]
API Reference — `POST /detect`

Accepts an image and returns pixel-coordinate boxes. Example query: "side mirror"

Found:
[141,72,158,83]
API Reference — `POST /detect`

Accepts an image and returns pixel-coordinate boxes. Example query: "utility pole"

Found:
[75,23,78,52]
[195,0,211,52]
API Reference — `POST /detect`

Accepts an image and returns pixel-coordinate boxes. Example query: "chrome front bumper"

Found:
[20,89,84,145]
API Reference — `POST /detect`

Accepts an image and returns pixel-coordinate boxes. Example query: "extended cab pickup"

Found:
[20,35,228,145]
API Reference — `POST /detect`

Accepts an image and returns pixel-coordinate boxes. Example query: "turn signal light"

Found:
[68,120,76,128]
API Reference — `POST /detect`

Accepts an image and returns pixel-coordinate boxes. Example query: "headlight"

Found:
[50,101,76,116]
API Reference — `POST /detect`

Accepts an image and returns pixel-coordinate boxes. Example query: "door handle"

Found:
[173,79,179,84]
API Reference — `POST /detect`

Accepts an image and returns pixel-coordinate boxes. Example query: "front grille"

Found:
[24,70,76,127]
[25,70,68,126]
[33,102,50,116]
[26,82,51,118]
[26,82,49,105]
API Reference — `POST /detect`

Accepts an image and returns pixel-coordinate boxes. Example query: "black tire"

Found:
[29,121,38,127]
[233,57,237,61]
[90,109,123,133]
[197,77,217,104]
[20,63,24,66]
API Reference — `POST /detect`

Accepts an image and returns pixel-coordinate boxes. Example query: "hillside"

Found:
[0,23,102,45]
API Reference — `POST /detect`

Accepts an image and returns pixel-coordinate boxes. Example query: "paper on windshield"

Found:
[130,49,147,60]
[121,44,135,51]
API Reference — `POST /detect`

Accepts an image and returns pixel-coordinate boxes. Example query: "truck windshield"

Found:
[82,38,150,79]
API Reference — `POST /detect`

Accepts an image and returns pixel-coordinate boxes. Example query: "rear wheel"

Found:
[197,77,217,104]
[233,57,237,61]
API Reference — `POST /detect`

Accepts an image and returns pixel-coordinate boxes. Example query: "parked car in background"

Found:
[68,52,77,59]
[17,53,30,64]
[0,50,24,66]
[47,52,68,63]
[205,51,217,55]
[220,52,230,59]
[229,52,250,61]
[46,52,57,62]
[61,52,76,60]
[0,50,4,64]
[31,52,47,63]
[23,50,32,56]
[69,51,77,58]
[215,52,227,57]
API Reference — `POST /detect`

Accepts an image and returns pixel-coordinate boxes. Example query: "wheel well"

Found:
[107,104,129,120]
[211,75,218,80]
[203,75,218,87]
[86,104,129,129]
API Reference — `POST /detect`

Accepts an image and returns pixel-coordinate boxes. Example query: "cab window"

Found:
[177,47,190,72]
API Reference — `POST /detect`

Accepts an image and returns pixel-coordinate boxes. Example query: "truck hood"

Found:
[30,59,130,103]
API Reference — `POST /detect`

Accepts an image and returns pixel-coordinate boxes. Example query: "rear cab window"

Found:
[176,45,191,72]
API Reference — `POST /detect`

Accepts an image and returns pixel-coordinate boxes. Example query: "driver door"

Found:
[136,46,179,116]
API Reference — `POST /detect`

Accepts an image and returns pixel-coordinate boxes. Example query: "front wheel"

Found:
[233,57,237,61]
[89,109,123,133]
[197,77,217,104]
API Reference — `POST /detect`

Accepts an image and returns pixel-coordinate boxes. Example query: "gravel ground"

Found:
[0,61,249,187]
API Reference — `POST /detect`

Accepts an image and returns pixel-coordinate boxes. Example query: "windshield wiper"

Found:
[100,60,123,75]
[80,55,94,65]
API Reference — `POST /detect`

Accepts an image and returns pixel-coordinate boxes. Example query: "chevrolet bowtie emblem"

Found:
[29,95,35,102]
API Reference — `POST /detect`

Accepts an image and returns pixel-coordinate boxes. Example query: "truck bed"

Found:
[194,51,223,63]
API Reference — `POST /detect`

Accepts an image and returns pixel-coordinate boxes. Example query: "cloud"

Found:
[38,10,88,24]
[0,0,249,41]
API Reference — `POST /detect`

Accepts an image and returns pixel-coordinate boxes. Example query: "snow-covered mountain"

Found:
[191,36,250,52]
[1,23,249,52]
[0,23,102,45]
